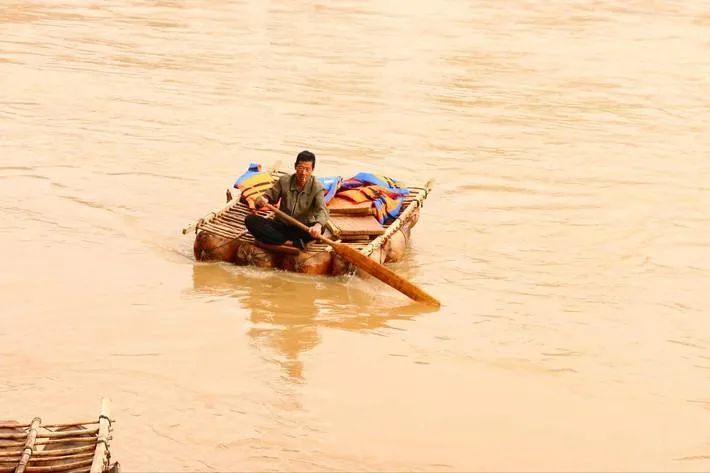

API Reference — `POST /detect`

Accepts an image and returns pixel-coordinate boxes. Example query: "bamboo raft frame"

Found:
[0,399,118,473]
[186,170,432,262]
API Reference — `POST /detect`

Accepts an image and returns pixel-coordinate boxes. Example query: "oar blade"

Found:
[333,243,440,307]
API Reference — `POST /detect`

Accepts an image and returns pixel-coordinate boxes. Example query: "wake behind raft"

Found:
[184,163,433,278]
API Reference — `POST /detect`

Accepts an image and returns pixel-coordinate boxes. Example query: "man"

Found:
[244,150,328,249]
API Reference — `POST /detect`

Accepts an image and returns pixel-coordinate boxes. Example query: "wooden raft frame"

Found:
[0,399,118,473]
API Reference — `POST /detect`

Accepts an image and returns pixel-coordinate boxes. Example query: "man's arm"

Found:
[256,176,282,208]
[311,187,328,227]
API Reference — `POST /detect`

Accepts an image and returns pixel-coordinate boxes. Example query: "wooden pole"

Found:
[21,452,94,463]
[89,399,110,473]
[15,417,40,473]
[0,445,95,459]
[0,428,98,440]
[23,458,93,472]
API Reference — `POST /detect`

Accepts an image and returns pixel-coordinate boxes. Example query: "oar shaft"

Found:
[264,203,440,307]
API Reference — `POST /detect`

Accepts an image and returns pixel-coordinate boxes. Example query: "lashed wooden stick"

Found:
[0,446,95,461]
[15,417,40,473]
[0,422,102,430]
[22,452,94,463]
[0,428,98,441]
[89,399,110,473]
[32,445,95,457]
[24,457,93,472]
[1,436,107,449]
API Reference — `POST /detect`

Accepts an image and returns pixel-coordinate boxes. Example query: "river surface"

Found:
[1,1,709,471]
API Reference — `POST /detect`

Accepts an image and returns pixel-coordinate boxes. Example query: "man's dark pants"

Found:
[244,214,314,248]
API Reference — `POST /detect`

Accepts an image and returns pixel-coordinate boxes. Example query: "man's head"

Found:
[294,150,315,187]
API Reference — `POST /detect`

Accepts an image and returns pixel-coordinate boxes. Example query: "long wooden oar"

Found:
[265,203,441,307]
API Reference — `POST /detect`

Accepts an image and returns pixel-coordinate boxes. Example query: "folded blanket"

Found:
[334,172,409,224]
[340,172,409,196]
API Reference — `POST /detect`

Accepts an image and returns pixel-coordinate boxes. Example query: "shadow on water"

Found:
[191,262,438,382]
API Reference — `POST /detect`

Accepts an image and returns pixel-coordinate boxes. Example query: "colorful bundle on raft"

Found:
[233,163,273,209]
[233,165,407,223]
[319,176,343,202]
[337,172,409,224]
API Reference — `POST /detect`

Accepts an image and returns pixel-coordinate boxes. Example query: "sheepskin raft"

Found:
[186,170,432,276]
[0,399,118,473]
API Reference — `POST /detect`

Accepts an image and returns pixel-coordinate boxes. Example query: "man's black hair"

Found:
[295,150,316,168]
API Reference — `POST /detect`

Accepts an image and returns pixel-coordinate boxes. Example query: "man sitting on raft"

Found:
[245,150,328,250]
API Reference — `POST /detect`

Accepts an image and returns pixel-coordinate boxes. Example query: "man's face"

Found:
[295,160,313,186]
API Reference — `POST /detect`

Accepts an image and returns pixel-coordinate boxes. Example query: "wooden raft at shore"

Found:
[0,399,118,473]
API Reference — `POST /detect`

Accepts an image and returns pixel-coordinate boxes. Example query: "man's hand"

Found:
[308,223,322,239]
[254,195,268,209]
